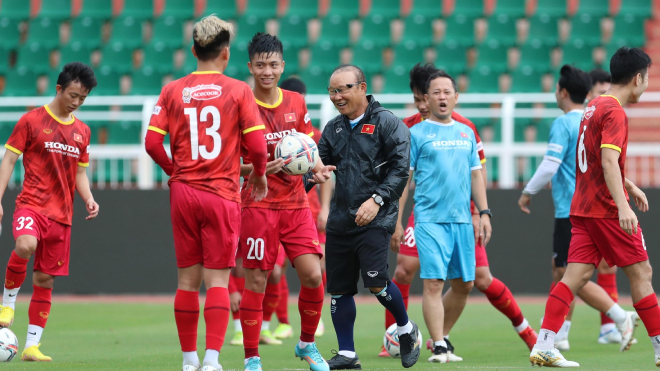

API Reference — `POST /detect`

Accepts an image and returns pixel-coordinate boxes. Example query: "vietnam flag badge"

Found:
[284,113,297,122]
[361,124,375,134]
[460,132,469,138]
[74,133,83,143]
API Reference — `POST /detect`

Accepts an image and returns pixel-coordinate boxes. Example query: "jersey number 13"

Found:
[184,106,221,160]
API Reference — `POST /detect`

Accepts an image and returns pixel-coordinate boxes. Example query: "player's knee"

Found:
[454,281,474,295]
[423,279,444,295]
[300,270,322,288]
[14,237,36,258]
[393,265,415,285]
[32,272,54,289]
[474,276,492,292]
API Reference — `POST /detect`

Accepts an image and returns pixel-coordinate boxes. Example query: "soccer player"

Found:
[0,62,99,362]
[529,47,660,368]
[385,64,537,358]
[238,33,334,371]
[144,16,269,371]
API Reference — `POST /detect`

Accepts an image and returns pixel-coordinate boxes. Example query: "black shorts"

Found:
[553,218,572,268]
[325,229,391,294]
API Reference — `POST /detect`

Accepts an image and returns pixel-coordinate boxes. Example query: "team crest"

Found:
[43,129,52,134]
[460,132,469,138]
[182,88,192,103]
[244,320,258,326]
[312,240,320,246]
[4,279,13,287]
[73,133,83,143]
[361,124,375,134]
[284,113,296,122]
[182,84,223,104]
[584,106,596,120]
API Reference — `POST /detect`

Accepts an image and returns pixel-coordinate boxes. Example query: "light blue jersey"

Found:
[410,119,482,224]
[545,109,582,218]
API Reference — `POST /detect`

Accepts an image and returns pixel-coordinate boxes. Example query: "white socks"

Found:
[600,323,616,334]
[555,320,571,341]
[234,319,242,332]
[25,325,44,349]
[651,335,660,355]
[514,318,529,334]
[203,349,220,367]
[606,304,627,325]
[434,340,447,349]
[536,329,556,351]
[2,287,19,310]
[261,321,270,331]
[397,321,413,336]
[338,350,356,358]
[298,340,313,349]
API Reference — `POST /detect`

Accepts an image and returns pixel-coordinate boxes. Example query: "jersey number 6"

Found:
[578,125,588,173]
[184,106,221,160]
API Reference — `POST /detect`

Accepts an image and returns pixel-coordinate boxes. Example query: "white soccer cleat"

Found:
[655,354,660,367]
[182,361,200,371]
[201,362,222,371]
[598,328,622,344]
[555,339,570,351]
[447,352,463,362]
[617,311,639,352]
[529,347,579,367]
[428,345,448,363]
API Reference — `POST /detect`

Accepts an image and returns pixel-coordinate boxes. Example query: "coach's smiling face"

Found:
[329,71,367,120]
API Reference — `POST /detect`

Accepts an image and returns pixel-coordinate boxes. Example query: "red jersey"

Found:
[148,71,264,203]
[307,127,322,219]
[5,105,90,225]
[571,95,629,218]
[241,88,313,209]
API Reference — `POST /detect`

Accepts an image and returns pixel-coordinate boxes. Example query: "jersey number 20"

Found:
[184,106,221,160]
[578,125,588,173]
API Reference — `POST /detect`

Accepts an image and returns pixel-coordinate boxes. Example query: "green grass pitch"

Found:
[0,299,654,370]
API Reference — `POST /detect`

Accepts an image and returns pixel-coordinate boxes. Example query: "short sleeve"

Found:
[148,87,170,136]
[470,132,482,171]
[600,107,626,153]
[240,84,265,135]
[78,126,90,167]
[5,114,30,155]
[409,129,418,170]
[545,117,569,163]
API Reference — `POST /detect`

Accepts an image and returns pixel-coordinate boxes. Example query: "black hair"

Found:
[193,27,231,62]
[409,63,437,95]
[610,47,652,85]
[331,64,366,84]
[589,68,612,84]
[57,62,97,93]
[280,77,306,95]
[247,32,283,61]
[558,65,592,104]
[425,69,457,93]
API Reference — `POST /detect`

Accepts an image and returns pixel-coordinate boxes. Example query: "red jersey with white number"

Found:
[148,72,264,203]
[571,95,629,218]
[241,88,313,210]
[5,105,90,225]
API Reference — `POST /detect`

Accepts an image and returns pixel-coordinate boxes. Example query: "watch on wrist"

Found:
[479,209,492,218]
[372,194,384,206]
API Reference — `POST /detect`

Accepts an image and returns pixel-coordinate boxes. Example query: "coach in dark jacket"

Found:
[313,65,419,370]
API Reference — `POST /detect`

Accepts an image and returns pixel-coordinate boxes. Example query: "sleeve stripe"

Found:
[544,155,563,164]
[78,162,90,167]
[471,165,483,171]
[601,144,622,153]
[243,125,265,134]
[148,126,168,135]
[4,144,22,155]
[480,158,487,164]
[308,132,314,137]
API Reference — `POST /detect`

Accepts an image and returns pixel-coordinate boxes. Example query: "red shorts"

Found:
[568,216,648,267]
[400,213,488,267]
[240,208,322,270]
[275,245,286,267]
[12,208,71,276]
[170,181,240,269]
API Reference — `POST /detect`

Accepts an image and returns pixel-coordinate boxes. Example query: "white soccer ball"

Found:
[383,323,423,358]
[275,132,319,176]
[0,328,18,362]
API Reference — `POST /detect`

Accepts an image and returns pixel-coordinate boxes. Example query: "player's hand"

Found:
[248,172,268,202]
[308,165,336,184]
[0,203,4,224]
[266,158,285,175]
[390,222,404,253]
[317,207,329,232]
[627,183,649,212]
[618,205,638,235]
[85,198,99,220]
[479,214,492,246]
[472,213,480,245]
[518,193,531,214]
[229,291,241,313]
[355,198,380,226]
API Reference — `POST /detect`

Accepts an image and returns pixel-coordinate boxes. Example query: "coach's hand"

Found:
[390,222,404,253]
[480,214,492,246]
[618,205,638,235]
[266,158,285,175]
[230,291,241,313]
[355,198,380,226]
[472,213,480,244]
[0,203,3,224]
[248,172,268,202]
[627,183,649,212]
[308,165,336,184]
[86,198,99,220]
[518,193,531,214]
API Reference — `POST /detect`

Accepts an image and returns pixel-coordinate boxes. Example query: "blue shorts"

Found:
[415,222,475,282]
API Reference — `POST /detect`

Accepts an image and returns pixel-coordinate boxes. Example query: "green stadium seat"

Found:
[527,14,559,46]
[297,66,327,94]
[204,0,237,19]
[409,0,443,17]
[534,0,566,18]
[100,42,135,74]
[475,40,508,73]
[485,14,517,47]
[91,66,121,95]
[618,0,652,18]
[510,66,543,92]
[174,53,197,79]
[143,42,175,74]
[492,0,526,18]
[443,15,475,46]
[282,44,301,73]
[38,0,71,20]
[351,41,383,74]
[160,0,195,19]
[131,67,164,95]
[561,41,594,71]
[78,0,113,20]
[16,43,51,74]
[401,15,433,48]
[434,41,467,75]
[286,0,318,19]
[26,17,60,49]
[108,121,141,144]
[58,44,93,68]
[575,0,609,17]
[318,15,350,48]
[0,47,9,74]
[451,0,483,18]
[391,41,425,70]
[367,0,400,19]
[309,41,341,73]
[0,123,14,143]
[234,15,266,48]
[513,118,532,142]
[382,65,409,93]
[359,15,391,48]
[611,14,646,48]
[0,0,30,20]
[0,18,20,49]
[467,67,500,93]
[151,16,185,48]
[327,0,360,18]
[536,118,553,142]
[568,13,602,46]
[245,0,278,19]
[93,159,131,183]
[3,68,38,96]
[279,15,308,49]
[518,40,552,72]
[69,17,103,49]
[224,43,250,80]
[109,17,144,49]
[120,0,153,20]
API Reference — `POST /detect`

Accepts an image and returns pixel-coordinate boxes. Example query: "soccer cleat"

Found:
[555,339,570,351]
[428,345,447,363]
[529,347,579,367]
[295,342,330,371]
[377,345,390,357]
[444,338,463,362]
[259,330,283,345]
[398,321,420,368]
[230,331,244,346]
[315,318,325,337]
[0,306,14,328]
[655,354,660,367]
[426,338,433,350]
[519,326,538,351]
[598,328,622,344]
[21,343,52,362]
[244,357,262,371]
[327,350,361,370]
[617,311,639,352]
[273,323,293,339]
[182,361,200,371]
[201,361,222,371]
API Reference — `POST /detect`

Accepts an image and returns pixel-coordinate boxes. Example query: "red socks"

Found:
[276,276,290,324]
[262,282,280,322]
[240,289,265,358]
[204,287,230,351]
[298,285,324,343]
[28,285,52,328]
[633,294,660,337]
[481,278,524,327]
[174,289,199,352]
[5,252,28,290]
[597,273,618,326]
[386,280,410,329]
[542,282,574,333]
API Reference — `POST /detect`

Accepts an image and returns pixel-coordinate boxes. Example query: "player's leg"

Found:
[230,262,246,346]
[624,260,660,364]
[317,239,326,338]
[381,254,419,357]
[260,261,282,345]
[273,260,292,339]
[175,265,203,369]
[20,270,54,362]
[596,259,620,343]
[423,279,445,361]
[201,268,232,371]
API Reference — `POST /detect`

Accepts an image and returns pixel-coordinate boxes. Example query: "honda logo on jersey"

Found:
[265,129,298,144]
[45,142,81,158]
[182,84,223,103]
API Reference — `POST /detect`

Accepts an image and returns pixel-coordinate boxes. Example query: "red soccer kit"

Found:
[240,88,322,270]
[5,105,91,276]
[568,95,648,267]
[148,71,266,269]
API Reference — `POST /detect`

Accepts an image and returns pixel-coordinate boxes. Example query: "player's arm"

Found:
[241,154,284,177]
[624,177,649,212]
[390,171,412,252]
[0,150,19,222]
[602,148,637,235]
[75,165,99,220]
[317,175,333,232]
[471,168,492,245]
[145,130,173,176]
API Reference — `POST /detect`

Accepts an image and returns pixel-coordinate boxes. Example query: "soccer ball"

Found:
[275,132,319,176]
[383,323,423,358]
[0,328,18,362]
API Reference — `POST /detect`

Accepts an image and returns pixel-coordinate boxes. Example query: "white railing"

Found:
[1,93,659,189]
